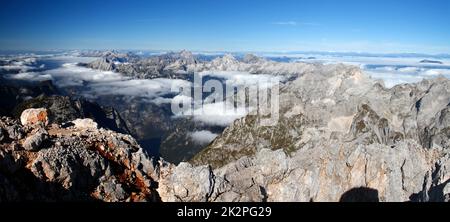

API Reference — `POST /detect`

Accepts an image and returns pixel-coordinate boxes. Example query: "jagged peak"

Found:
[211,53,238,65]
[242,53,265,63]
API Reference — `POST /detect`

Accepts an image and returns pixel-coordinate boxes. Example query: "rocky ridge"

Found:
[85,50,199,80]
[86,51,317,80]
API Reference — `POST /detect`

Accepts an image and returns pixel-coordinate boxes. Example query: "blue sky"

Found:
[0,0,449,53]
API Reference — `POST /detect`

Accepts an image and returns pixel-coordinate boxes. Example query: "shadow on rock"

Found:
[0,150,98,202]
[339,187,380,202]
[409,179,450,202]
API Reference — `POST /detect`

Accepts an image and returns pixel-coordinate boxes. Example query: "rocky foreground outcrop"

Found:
[0,109,158,201]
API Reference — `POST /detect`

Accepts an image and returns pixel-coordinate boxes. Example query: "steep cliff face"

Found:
[159,141,450,202]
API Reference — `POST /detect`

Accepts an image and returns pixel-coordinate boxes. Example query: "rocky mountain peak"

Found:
[179,50,194,59]
[221,54,238,63]
[243,54,265,63]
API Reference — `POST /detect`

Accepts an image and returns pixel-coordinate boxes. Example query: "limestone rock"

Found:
[71,118,98,130]
[20,108,48,126]
[243,54,266,64]
[158,162,214,202]
[87,58,116,71]
[159,140,445,202]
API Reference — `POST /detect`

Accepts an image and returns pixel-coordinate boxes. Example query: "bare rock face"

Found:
[87,58,116,71]
[158,163,214,202]
[412,153,450,202]
[243,54,266,64]
[20,108,49,126]
[159,140,448,202]
[23,128,48,151]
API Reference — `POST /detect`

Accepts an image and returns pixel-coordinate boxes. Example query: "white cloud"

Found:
[366,66,450,88]
[172,98,250,127]
[180,71,281,126]
[189,130,218,145]
[4,61,192,104]
[85,78,190,99]
[39,63,191,101]
[199,70,283,89]
[192,101,249,127]
[0,59,37,72]
[365,70,425,88]
[397,66,423,73]
[424,69,450,76]
[271,21,297,26]
[5,72,52,81]
[151,97,175,105]
[265,53,450,88]
[45,63,128,87]
[371,66,397,72]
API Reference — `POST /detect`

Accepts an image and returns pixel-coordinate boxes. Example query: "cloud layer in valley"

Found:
[192,102,249,127]
[189,130,218,145]
[4,53,450,128]
[4,61,191,103]
[284,53,450,88]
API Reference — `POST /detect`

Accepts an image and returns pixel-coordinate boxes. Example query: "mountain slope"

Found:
[157,63,450,202]
[191,64,450,168]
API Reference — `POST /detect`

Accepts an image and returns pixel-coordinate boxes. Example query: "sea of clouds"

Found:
[282,53,450,88]
[2,53,450,127]
[1,56,260,127]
